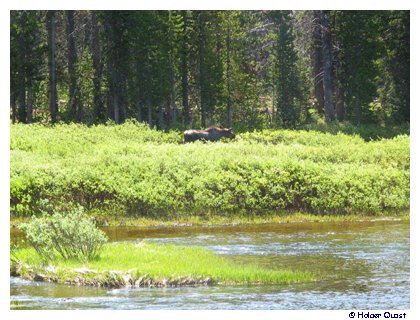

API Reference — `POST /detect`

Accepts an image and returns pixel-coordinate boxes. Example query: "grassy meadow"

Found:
[10,121,410,221]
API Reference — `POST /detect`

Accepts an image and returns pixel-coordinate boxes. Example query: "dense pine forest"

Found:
[10,10,409,130]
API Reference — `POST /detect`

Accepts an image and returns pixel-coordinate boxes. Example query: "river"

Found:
[10,219,409,310]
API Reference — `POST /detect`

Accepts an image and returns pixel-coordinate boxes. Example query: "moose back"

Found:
[183,127,235,143]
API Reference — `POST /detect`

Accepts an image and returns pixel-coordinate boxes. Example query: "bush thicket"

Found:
[11,122,409,218]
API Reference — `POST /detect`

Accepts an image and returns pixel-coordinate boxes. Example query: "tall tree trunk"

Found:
[320,11,335,122]
[135,59,143,123]
[276,13,287,122]
[108,56,119,123]
[332,11,344,122]
[159,74,166,130]
[135,89,142,123]
[47,10,58,124]
[107,19,120,124]
[26,78,33,123]
[170,66,177,128]
[226,17,232,128]
[67,10,79,122]
[105,45,113,121]
[198,11,206,128]
[355,96,361,125]
[10,91,17,123]
[147,91,153,129]
[397,11,410,122]
[336,86,345,121]
[168,47,177,128]
[146,58,153,128]
[158,107,164,130]
[181,11,190,127]
[167,11,177,129]
[17,66,26,123]
[17,11,26,123]
[91,12,103,122]
[120,78,127,123]
[113,72,120,124]
[136,99,142,123]
[312,11,324,115]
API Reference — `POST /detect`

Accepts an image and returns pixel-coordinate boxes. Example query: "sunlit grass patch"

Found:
[11,242,313,287]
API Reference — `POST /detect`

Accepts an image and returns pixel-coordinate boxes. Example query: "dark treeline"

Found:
[10,10,409,130]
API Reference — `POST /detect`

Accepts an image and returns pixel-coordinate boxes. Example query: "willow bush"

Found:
[10,122,410,218]
[20,207,108,262]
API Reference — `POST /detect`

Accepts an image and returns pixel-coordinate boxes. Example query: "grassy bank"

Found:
[10,121,409,219]
[10,212,409,229]
[11,242,313,287]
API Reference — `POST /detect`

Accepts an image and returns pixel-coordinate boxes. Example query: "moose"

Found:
[183,126,236,143]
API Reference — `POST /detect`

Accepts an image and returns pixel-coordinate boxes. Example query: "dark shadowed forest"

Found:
[10,10,409,130]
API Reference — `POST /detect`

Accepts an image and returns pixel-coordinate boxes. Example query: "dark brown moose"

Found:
[183,126,235,143]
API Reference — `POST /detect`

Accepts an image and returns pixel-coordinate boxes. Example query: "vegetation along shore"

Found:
[11,242,314,288]
[11,208,314,288]
[11,121,409,224]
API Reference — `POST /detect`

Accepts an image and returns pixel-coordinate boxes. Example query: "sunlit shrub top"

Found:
[10,122,409,217]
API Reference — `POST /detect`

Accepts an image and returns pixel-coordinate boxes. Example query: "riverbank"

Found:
[11,122,409,219]
[10,211,409,229]
[11,242,313,288]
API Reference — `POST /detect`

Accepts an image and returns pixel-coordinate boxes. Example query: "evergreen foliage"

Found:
[10,10,409,128]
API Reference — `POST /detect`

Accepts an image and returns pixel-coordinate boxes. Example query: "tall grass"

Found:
[12,242,313,285]
[10,121,409,218]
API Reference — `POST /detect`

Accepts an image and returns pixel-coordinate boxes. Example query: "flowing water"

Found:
[10,219,409,310]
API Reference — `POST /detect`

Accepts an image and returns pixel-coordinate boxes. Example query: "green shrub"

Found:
[20,207,108,262]
[10,123,409,217]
